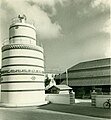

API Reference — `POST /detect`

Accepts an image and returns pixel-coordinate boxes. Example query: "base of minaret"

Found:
[0,101,48,107]
[0,91,47,107]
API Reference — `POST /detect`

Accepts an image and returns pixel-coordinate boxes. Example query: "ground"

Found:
[0,100,110,120]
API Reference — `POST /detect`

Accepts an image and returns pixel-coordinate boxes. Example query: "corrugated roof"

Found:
[55,58,111,80]
[46,85,72,90]
[55,67,110,80]
[55,58,111,86]
[62,77,111,86]
[45,84,53,90]
[68,68,110,78]
[69,58,111,71]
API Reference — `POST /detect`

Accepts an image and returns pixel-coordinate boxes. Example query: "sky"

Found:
[0,0,110,73]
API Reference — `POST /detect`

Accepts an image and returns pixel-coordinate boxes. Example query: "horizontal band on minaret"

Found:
[9,35,36,41]
[2,44,43,53]
[1,89,45,92]
[1,73,44,76]
[2,56,44,61]
[2,64,44,68]
[1,81,44,84]
[9,24,36,31]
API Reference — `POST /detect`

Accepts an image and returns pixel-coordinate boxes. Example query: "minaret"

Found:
[1,15,46,106]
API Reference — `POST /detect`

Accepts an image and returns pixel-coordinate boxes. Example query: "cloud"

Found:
[103,19,111,57]
[105,40,111,57]
[70,0,110,19]
[91,0,110,35]
[91,0,110,10]
[73,0,110,35]
[0,0,109,41]
[0,0,70,42]
[102,19,111,34]
[27,0,68,7]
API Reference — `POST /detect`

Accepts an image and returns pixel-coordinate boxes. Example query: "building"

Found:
[55,58,111,98]
[0,15,46,106]
[46,85,72,94]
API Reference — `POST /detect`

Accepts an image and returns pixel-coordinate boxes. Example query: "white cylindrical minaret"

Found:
[1,15,46,106]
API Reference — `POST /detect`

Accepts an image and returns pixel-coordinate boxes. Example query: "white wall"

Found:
[46,94,71,104]
[59,90,69,94]
[96,95,111,108]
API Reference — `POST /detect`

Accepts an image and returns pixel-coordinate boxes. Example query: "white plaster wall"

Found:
[1,46,45,106]
[2,66,44,72]
[59,90,69,94]
[10,38,36,45]
[9,24,36,40]
[2,75,45,81]
[2,83,44,90]
[1,91,45,106]
[2,49,44,59]
[2,57,44,67]
[96,95,111,108]
[46,94,70,104]
[1,20,46,106]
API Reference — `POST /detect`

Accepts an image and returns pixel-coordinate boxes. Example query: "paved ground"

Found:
[38,103,111,119]
[0,106,109,120]
[0,100,110,120]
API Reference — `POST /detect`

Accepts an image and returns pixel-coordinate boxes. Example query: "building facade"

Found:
[0,15,46,106]
[55,58,111,98]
